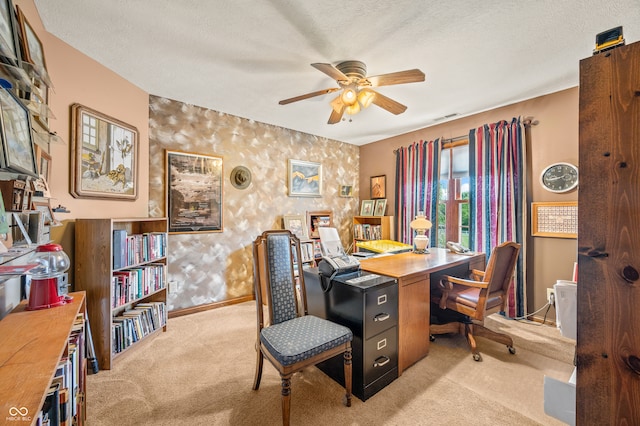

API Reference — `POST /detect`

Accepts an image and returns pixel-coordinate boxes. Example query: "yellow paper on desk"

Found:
[356,239,412,254]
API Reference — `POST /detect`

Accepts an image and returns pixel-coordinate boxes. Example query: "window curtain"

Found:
[394,139,441,245]
[469,117,526,318]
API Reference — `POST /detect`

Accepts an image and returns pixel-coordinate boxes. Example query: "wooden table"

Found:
[359,248,485,375]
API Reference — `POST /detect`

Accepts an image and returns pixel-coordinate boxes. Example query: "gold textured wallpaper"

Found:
[148,95,360,311]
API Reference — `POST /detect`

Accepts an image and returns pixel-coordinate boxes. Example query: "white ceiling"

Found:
[34,0,640,146]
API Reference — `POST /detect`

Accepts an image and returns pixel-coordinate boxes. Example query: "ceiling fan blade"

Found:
[311,63,349,82]
[371,91,408,115]
[278,87,341,105]
[366,69,425,87]
[328,96,345,124]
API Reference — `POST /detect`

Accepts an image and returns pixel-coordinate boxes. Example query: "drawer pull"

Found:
[374,313,390,322]
[374,356,390,367]
[377,294,387,305]
[377,338,387,350]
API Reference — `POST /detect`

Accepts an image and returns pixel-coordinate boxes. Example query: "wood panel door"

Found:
[578,40,640,424]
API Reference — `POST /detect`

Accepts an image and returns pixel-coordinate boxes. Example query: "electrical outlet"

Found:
[547,288,555,306]
[168,280,176,294]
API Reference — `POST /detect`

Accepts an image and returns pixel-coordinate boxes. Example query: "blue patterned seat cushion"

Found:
[260,315,353,366]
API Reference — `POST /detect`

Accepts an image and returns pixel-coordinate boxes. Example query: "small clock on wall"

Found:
[540,162,579,193]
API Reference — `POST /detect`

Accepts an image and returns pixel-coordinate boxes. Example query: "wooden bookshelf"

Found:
[75,218,168,370]
[352,216,394,252]
[0,291,87,426]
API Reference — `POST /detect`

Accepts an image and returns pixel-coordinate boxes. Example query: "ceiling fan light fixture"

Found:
[341,88,357,106]
[345,102,360,115]
[358,89,375,108]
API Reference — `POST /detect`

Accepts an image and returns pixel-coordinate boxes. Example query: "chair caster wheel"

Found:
[429,335,435,342]
[508,346,516,354]
[473,353,482,362]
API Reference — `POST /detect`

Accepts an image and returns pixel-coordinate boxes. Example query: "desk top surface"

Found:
[359,247,485,278]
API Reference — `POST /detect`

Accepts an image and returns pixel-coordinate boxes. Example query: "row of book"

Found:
[112,302,167,354]
[353,224,383,241]
[39,313,85,426]
[113,230,167,269]
[111,264,166,308]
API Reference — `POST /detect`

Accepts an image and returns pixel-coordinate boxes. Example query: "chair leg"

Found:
[281,376,291,426]
[464,323,481,361]
[472,324,515,352]
[343,347,353,407]
[252,346,264,390]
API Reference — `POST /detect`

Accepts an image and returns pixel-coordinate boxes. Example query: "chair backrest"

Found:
[483,241,521,310]
[252,230,307,328]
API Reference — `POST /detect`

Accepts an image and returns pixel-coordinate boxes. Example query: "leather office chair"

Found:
[430,241,521,361]
[252,230,353,426]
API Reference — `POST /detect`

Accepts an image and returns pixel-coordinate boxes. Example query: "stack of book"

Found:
[112,302,167,354]
[111,264,166,308]
[353,224,382,240]
[113,230,167,270]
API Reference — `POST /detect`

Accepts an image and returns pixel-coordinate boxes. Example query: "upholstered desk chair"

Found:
[252,230,353,425]
[430,241,521,361]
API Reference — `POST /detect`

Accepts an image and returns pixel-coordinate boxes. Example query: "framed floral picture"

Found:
[360,200,375,216]
[70,103,138,200]
[374,199,387,216]
[288,159,321,197]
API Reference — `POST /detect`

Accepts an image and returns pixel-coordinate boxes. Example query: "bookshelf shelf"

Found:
[0,291,87,425]
[75,217,168,370]
[352,216,394,252]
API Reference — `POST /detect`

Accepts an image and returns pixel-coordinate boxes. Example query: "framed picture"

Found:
[360,200,375,216]
[0,0,21,66]
[370,175,386,199]
[37,146,51,182]
[374,199,387,216]
[283,214,308,241]
[288,159,322,197]
[166,150,223,233]
[0,88,38,176]
[31,174,50,197]
[531,201,577,239]
[70,103,138,200]
[15,5,46,76]
[32,199,54,225]
[307,210,332,239]
[339,185,353,197]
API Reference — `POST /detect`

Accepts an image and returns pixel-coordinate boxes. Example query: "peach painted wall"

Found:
[359,87,580,320]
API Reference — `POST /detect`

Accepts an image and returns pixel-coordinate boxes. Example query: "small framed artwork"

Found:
[31,174,50,197]
[339,185,353,197]
[70,103,138,200]
[288,159,322,197]
[360,200,375,216]
[283,214,308,241]
[0,88,38,177]
[166,150,223,233]
[371,175,386,199]
[374,199,387,216]
[38,147,51,182]
[15,5,49,84]
[0,0,21,66]
[32,199,54,225]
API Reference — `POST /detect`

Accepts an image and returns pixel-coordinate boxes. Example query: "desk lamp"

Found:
[27,243,71,310]
[410,212,432,254]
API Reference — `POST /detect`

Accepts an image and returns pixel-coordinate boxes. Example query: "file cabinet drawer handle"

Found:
[374,356,390,367]
[374,313,390,322]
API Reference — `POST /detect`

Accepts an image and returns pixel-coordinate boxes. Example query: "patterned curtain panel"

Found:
[469,117,526,317]
[394,139,441,245]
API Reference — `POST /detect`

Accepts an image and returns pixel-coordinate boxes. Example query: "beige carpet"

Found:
[86,302,575,425]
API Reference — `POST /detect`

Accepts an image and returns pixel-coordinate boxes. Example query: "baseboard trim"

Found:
[168,295,254,319]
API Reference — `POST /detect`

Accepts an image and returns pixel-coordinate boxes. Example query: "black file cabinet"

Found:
[304,268,398,401]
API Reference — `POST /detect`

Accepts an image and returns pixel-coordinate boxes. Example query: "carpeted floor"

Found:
[86,301,575,425]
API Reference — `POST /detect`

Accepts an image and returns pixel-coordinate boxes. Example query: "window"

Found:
[435,142,470,247]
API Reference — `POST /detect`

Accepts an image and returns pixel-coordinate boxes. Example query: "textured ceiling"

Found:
[34,0,640,146]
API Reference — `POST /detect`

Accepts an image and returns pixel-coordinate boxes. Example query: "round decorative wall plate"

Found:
[230,166,251,189]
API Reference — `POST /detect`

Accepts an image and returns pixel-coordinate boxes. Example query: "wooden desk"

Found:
[359,248,485,375]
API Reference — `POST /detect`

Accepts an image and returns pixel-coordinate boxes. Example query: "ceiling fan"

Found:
[279,61,425,124]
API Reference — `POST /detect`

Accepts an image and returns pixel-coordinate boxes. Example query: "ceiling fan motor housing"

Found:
[336,60,367,81]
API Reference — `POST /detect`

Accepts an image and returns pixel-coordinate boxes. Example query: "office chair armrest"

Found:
[470,269,485,281]
[441,275,490,289]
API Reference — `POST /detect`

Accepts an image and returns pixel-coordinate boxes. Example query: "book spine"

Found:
[112,230,127,269]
